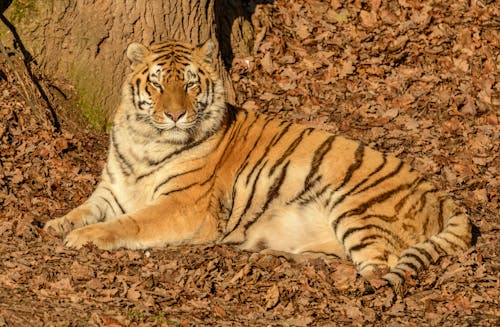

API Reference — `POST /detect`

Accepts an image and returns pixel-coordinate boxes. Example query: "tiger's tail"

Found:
[383,198,472,293]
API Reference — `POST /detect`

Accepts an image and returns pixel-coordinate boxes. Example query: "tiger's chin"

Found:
[157,128,194,145]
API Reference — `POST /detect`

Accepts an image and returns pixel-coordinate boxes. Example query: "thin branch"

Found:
[0,38,42,122]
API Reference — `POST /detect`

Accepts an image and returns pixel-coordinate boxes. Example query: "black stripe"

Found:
[223,109,247,148]
[325,143,365,209]
[413,246,434,264]
[111,130,134,176]
[445,230,468,244]
[98,196,116,216]
[104,165,115,184]
[134,78,141,108]
[360,214,398,222]
[129,83,137,108]
[203,76,210,105]
[301,251,343,258]
[341,224,407,248]
[360,234,385,243]
[102,187,125,214]
[160,169,216,198]
[160,182,198,198]
[395,180,428,215]
[261,161,290,213]
[306,135,337,187]
[400,252,425,268]
[348,241,375,253]
[194,181,215,205]
[148,133,211,166]
[152,43,191,52]
[226,161,290,235]
[417,189,434,211]
[298,181,330,206]
[353,161,404,195]
[154,59,170,66]
[269,128,312,176]
[241,111,260,141]
[95,204,105,220]
[347,234,401,255]
[288,135,336,204]
[226,114,272,227]
[240,161,267,220]
[332,182,415,234]
[246,122,292,185]
[237,161,291,238]
[386,270,405,280]
[232,115,272,185]
[327,152,385,209]
[434,234,462,251]
[152,166,204,197]
[428,238,447,256]
[341,155,388,195]
[399,261,419,275]
[335,144,365,191]
[438,198,445,231]
[357,232,400,252]
[209,78,214,107]
[417,190,438,225]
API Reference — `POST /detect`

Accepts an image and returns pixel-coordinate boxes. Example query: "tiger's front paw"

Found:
[64,224,121,250]
[44,216,74,235]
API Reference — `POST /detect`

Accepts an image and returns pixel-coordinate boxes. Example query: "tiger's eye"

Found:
[149,81,162,89]
[186,82,197,88]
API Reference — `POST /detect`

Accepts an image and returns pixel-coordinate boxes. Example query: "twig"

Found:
[0,38,43,123]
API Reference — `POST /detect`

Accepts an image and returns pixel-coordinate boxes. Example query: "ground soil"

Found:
[0,0,498,326]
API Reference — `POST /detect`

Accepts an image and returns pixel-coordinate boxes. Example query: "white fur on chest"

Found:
[105,130,218,218]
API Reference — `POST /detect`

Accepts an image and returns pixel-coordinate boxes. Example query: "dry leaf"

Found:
[1,0,498,325]
[359,10,378,28]
[261,52,274,74]
[264,284,280,309]
[339,60,355,78]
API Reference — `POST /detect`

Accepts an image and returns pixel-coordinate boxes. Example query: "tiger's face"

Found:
[123,40,225,145]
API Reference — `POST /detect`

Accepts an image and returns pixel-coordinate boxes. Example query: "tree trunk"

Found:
[1,0,253,130]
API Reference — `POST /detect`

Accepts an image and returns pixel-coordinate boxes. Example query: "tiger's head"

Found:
[121,40,226,145]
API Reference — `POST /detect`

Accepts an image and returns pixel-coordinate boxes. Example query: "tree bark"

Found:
[1,0,253,130]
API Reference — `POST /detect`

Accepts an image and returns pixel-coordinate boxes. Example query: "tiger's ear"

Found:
[126,43,149,68]
[195,39,215,64]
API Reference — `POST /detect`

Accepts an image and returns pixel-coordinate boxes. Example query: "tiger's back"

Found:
[44,40,472,292]
[211,109,471,289]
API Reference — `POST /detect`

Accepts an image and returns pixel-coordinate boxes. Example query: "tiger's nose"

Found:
[165,111,186,122]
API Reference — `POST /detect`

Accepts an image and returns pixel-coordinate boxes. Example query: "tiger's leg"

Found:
[350,241,396,281]
[63,198,218,250]
[338,221,401,282]
[44,182,122,235]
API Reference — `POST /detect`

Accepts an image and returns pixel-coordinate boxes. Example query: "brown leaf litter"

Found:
[1,0,499,325]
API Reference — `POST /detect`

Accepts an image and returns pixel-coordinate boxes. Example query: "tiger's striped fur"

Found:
[44,40,472,291]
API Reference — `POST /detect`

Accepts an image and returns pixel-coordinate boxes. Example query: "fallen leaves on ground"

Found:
[1,0,499,325]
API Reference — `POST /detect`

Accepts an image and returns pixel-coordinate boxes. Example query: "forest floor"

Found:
[0,0,499,326]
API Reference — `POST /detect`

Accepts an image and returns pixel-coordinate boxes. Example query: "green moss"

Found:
[126,308,175,325]
[77,95,110,131]
[68,62,111,131]
[10,0,38,22]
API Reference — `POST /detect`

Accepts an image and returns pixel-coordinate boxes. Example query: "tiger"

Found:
[44,39,472,293]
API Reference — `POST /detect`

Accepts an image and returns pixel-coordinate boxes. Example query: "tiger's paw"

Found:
[64,224,121,250]
[44,216,74,235]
